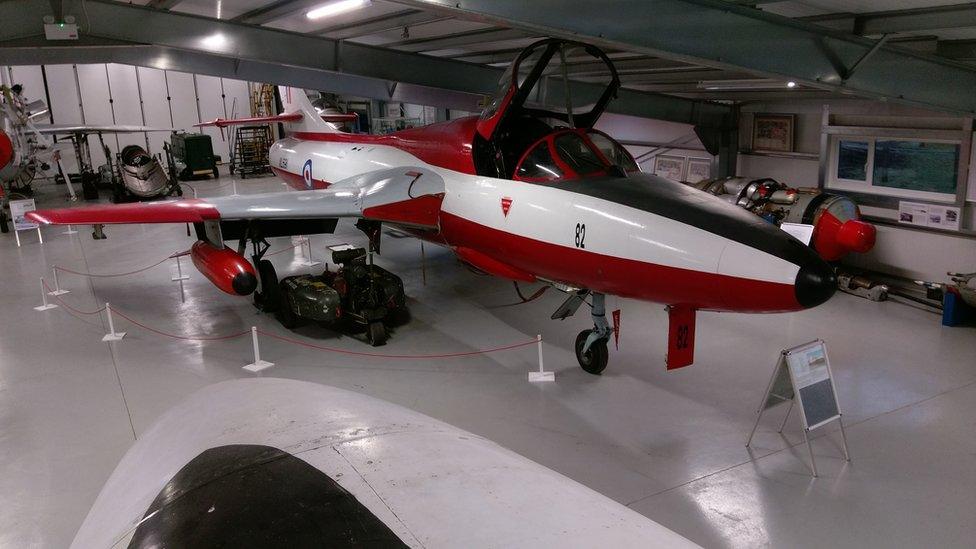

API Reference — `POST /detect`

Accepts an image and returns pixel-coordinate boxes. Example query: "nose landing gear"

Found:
[574,292,611,375]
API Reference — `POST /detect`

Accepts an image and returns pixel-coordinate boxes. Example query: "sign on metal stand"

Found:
[746,339,850,477]
[9,198,43,247]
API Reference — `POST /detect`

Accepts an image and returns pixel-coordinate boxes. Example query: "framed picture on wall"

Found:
[752,113,795,152]
[654,155,685,181]
[686,158,712,183]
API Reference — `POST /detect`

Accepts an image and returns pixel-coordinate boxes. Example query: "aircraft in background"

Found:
[27,39,838,373]
[72,378,698,548]
[1,83,172,202]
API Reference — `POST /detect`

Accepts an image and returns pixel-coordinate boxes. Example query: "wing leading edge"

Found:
[34,124,175,135]
[26,167,445,229]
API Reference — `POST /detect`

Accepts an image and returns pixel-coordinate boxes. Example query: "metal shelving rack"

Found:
[231,125,272,178]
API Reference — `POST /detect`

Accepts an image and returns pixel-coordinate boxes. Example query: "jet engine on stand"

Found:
[112,144,182,203]
[689,177,876,261]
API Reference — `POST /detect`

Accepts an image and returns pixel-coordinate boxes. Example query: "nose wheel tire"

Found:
[575,330,609,375]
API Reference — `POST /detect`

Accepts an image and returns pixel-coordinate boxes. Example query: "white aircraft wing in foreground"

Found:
[72,378,700,548]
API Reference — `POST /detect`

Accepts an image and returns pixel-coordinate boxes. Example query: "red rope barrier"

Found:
[55,252,183,278]
[40,281,538,359]
[42,279,106,315]
[109,308,252,341]
[266,239,305,256]
[256,328,538,359]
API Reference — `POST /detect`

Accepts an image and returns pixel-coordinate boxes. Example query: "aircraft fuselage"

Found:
[268,123,835,313]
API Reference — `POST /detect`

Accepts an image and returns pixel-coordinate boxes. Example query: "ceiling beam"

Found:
[389,0,976,114]
[801,3,976,36]
[0,0,732,126]
[672,90,835,101]
[449,47,529,64]
[0,38,487,112]
[616,69,753,84]
[313,9,449,38]
[382,27,531,53]
[565,57,697,75]
[939,39,976,60]
[232,0,322,25]
[146,0,184,9]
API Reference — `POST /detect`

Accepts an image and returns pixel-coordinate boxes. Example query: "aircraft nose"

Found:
[794,259,837,308]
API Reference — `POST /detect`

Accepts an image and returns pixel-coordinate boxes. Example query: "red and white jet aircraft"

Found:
[28,39,837,373]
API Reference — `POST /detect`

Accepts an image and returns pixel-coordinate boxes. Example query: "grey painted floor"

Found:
[2,172,974,548]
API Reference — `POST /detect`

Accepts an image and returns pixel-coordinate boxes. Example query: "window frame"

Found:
[827,134,961,203]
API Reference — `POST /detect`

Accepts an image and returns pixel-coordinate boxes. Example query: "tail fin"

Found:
[278,86,338,134]
[196,87,354,132]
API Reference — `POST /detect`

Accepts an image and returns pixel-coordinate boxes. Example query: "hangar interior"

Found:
[1,1,975,547]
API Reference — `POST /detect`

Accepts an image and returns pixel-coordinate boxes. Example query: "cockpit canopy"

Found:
[514,128,640,182]
[477,39,621,142]
[473,39,634,181]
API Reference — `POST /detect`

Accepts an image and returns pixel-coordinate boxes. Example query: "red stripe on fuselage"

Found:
[438,212,802,313]
[271,167,330,190]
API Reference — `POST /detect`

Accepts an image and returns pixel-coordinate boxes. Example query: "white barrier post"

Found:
[171,255,189,303]
[528,334,554,382]
[171,255,190,281]
[62,224,78,235]
[48,268,70,296]
[301,236,321,268]
[243,326,275,372]
[232,180,239,196]
[101,303,126,341]
[34,277,58,311]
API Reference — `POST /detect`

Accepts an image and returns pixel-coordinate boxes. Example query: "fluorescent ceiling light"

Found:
[697,79,797,91]
[306,0,371,20]
[201,33,227,49]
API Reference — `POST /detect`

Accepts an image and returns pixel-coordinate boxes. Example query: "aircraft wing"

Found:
[33,124,174,135]
[27,167,444,229]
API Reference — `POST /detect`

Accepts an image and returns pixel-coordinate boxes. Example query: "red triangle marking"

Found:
[501,197,513,217]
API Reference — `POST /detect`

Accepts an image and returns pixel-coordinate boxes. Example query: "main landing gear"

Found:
[242,233,280,313]
[551,288,612,375]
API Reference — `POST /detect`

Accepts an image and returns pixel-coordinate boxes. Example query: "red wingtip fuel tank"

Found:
[190,242,258,296]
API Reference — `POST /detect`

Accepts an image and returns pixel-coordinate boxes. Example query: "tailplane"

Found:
[197,86,354,133]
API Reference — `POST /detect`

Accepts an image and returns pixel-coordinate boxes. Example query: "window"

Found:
[829,135,960,200]
[836,140,868,181]
[873,140,959,194]
[516,141,564,180]
[588,131,640,173]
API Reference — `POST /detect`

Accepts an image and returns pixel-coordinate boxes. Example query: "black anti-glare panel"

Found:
[127,444,407,548]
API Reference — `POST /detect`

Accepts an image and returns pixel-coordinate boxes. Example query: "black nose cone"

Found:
[232,272,258,296]
[794,260,837,308]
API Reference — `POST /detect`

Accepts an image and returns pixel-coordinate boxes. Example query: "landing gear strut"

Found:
[575,292,611,375]
[240,228,279,312]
